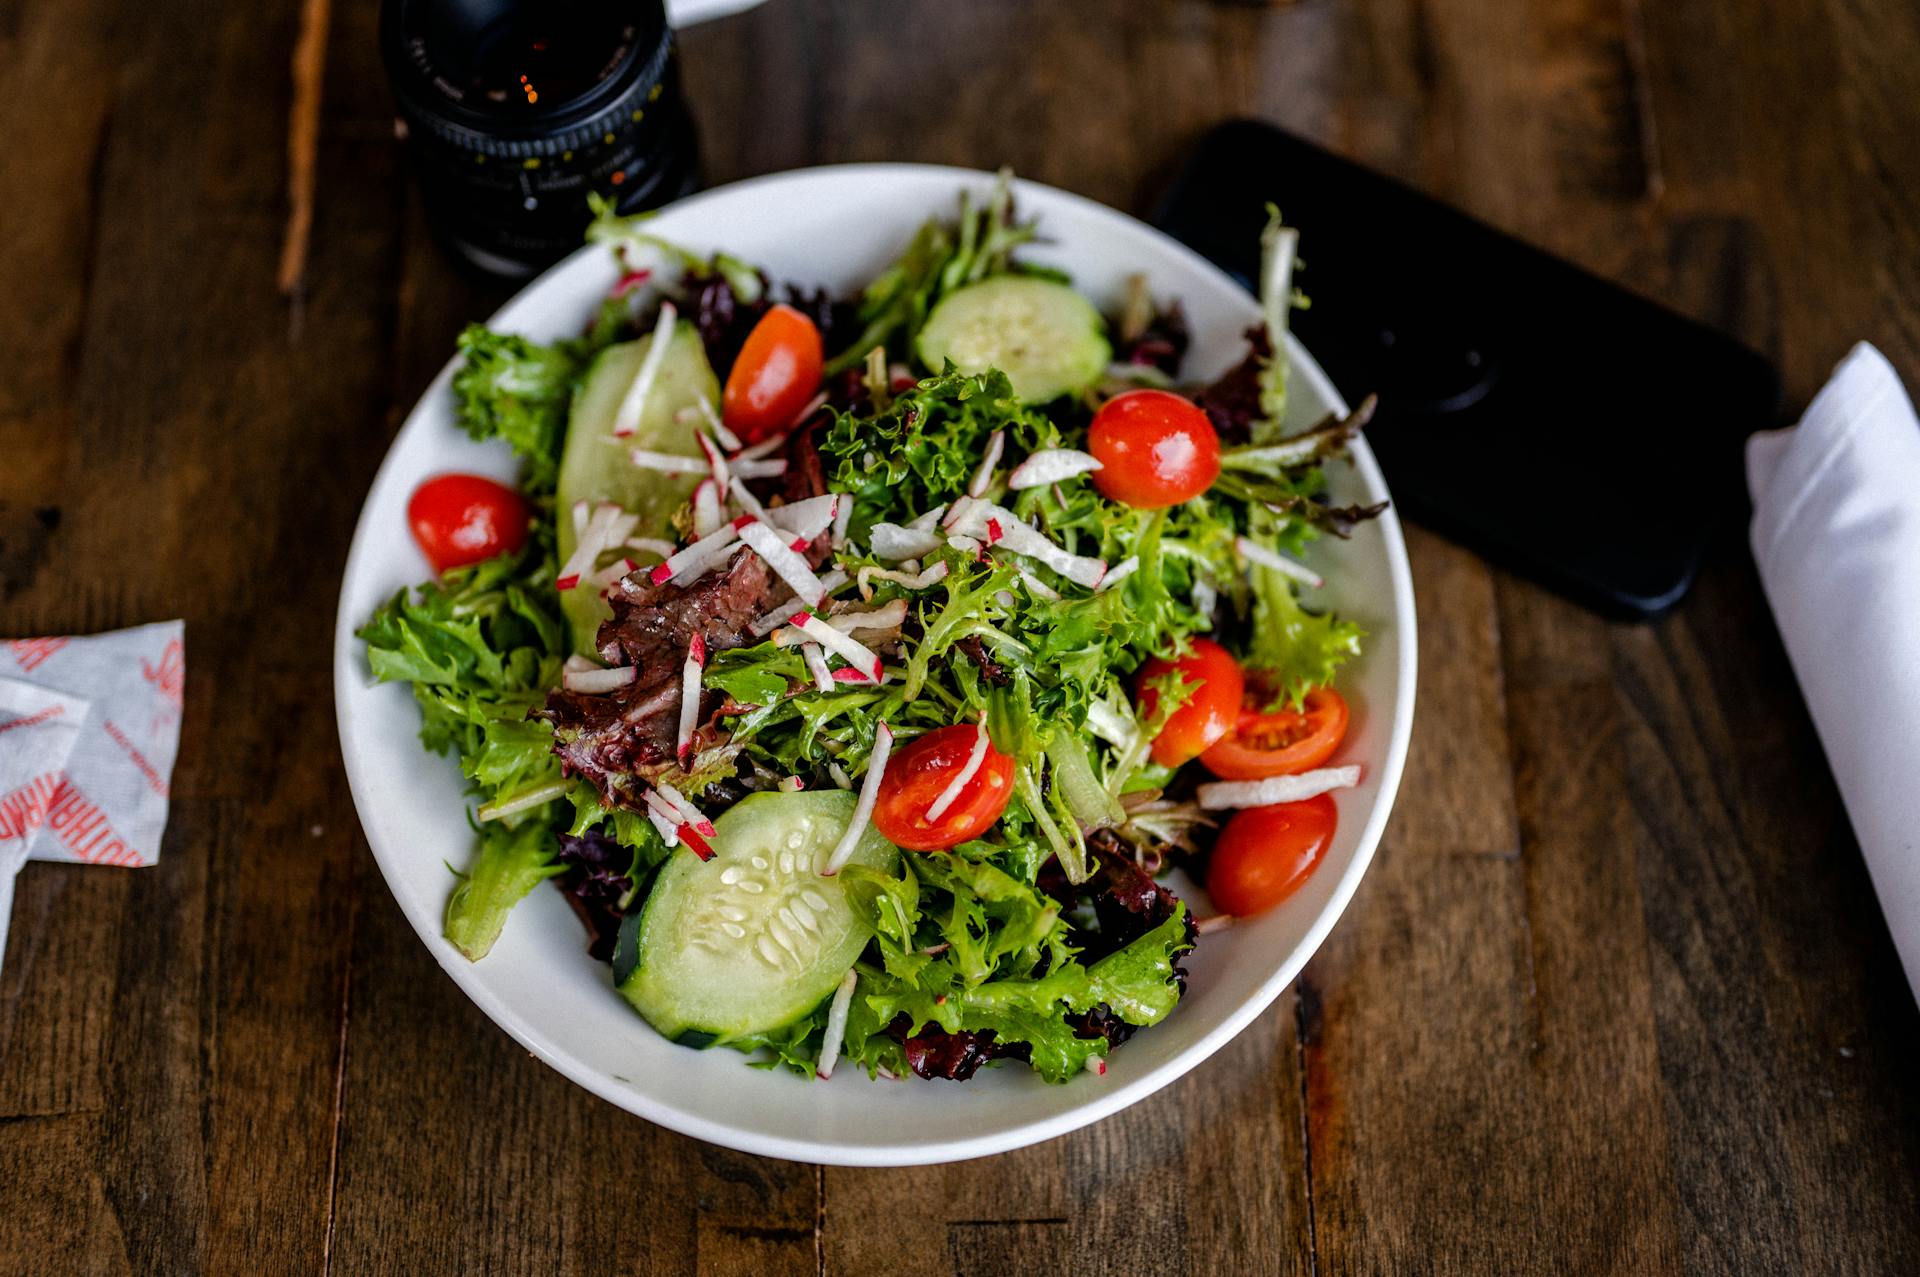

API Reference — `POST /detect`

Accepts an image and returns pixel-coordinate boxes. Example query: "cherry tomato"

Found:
[1133,638,1245,767]
[407,473,530,573]
[722,304,824,443]
[1207,794,1338,917]
[1201,687,1350,780]
[1087,389,1222,508]
[872,724,1015,851]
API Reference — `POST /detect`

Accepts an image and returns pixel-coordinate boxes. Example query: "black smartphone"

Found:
[1152,120,1781,618]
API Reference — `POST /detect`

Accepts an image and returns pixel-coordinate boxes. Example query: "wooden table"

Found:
[4,0,1918,1271]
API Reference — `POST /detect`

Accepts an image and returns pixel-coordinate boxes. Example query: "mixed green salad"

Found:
[361,176,1380,1083]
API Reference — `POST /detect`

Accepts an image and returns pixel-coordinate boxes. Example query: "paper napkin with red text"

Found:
[0,676,91,966]
[2,621,185,868]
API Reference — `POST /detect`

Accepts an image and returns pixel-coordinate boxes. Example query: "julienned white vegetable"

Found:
[654,780,716,836]
[626,536,676,560]
[738,519,828,606]
[788,390,828,431]
[906,504,947,532]
[1017,568,1061,601]
[788,612,883,680]
[612,301,678,437]
[556,504,639,591]
[1235,535,1323,589]
[1097,556,1139,592]
[767,493,839,542]
[925,722,990,822]
[697,430,732,493]
[627,448,711,476]
[650,517,747,586]
[819,722,891,875]
[727,474,770,522]
[730,458,789,480]
[676,634,705,765]
[949,501,1106,588]
[475,779,568,823]
[749,568,850,636]
[802,643,834,693]
[1007,447,1102,490]
[968,429,1004,498]
[732,430,788,462]
[693,395,740,451]
[831,493,854,546]
[870,523,944,561]
[1196,765,1361,810]
[826,599,908,633]
[692,479,723,537]
[857,561,949,595]
[816,968,859,1080]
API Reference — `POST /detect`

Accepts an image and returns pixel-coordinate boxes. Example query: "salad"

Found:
[360,175,1381,1084]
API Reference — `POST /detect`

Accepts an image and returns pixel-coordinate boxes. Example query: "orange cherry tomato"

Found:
[722,304,824,443]
[407,473,530,574]
[1087,389,1222,508]
[1201,687,1350,780]
[1206,794,1338,917]
[1133,638,1245,767]
[872,724,1015,851]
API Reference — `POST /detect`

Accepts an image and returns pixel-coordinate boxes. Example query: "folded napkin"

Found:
[0,678,90,962]
[1748,343,1920,1002]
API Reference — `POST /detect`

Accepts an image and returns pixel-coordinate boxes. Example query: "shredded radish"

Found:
[870,523,944,560]
[767,493,839,542]
[697,431,732,492]
[787,389,828,430]
[820,723,891,875]
[1191,574,1218,621]
[802,643,834,693]
[739,520,828,606]
[732,431,788,463]
[650,517,748,585]
[1086,1056,1108,1077]
[948,501,1106,588]
[728,474,769,522]
[612,301,678,437]
[562,665,636,694]
[816,968,858,1079]
[831,493,854,546]
[777,775,806,792]
[749,569,849,636]
[627,448,710,475]
[1007,447,1103,489]
[1098,556,1139,592]
[563,654,597,675]
[626,536,677,560]
[941,496,980,530]
[1195,913,1237,936]
[654,780,715,836]
[642,800,680,848]
[677,824,715,860]
[588,557,638,592]
[1235,535,1324,589]
[828,761,853,790]
[676,634,706,765]
[948,535,981,555]
[570,500,589,538]
[693,396,741,450]
[789,612,883,680]
[857,560,948,596]
[907,505,947,532]
[994,588,1017,609]
[925,722,991,822]
[1197,765,1361,811]
[1018,569,1061,601]
[826,599,907,633]
[968,430,1004,498]
[731,458,788,480]
[984,517,1005,545]
[612,267,651,298]
[557,504,637,591]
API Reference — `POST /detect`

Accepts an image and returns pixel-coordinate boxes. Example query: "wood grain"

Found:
[1,0,1918,1272]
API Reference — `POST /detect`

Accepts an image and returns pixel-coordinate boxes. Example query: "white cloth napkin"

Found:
[1748,342,1920,1002]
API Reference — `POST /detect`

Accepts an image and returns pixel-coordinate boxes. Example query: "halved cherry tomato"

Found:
[1201,687,1350,780]
[1087,389,1221,508]
[1133,638,1245,767]
[407,473,530,574]
[872,724,1015,851]
[722,304,824,443]
[1207,794,1338,917]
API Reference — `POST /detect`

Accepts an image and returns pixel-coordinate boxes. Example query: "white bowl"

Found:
[333,165,1416,1166]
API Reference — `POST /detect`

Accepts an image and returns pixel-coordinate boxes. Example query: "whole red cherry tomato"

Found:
[1087,389,1221,508]
[872,724,1014,851]
[1201,687,1350,780]
[723,304,824,443]
[1133,638,1245,767]
[1207,794,1338,917]
[407,473,530,573]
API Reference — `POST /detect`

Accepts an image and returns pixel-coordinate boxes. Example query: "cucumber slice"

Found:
[618,791,900,1045]
[916,275,1111,404]
[555,322,720,653]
